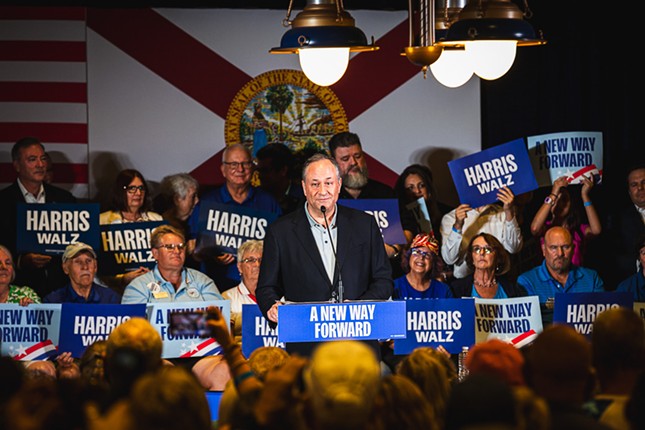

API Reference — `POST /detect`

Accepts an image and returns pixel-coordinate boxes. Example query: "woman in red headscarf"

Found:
[393,233,453,299]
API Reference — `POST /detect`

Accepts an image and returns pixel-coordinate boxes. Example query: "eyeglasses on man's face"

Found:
[156,243,186,252]
[410,249,432,259]
[124,185,145,194]
[241,257,262,264]
[222,161,254,170]
[472,245,494,255]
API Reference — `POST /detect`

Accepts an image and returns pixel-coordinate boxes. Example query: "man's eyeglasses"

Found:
[123,185,145,194]
[156,243,186,252]
[241,257,262,264]
[472,245,495,255]
[222,161,254,170]
[410,249,432,259]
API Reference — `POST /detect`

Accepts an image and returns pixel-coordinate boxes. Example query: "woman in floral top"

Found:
[0,244,41,305]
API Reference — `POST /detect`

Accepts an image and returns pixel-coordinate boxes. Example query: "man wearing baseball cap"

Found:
[43,242,121,304]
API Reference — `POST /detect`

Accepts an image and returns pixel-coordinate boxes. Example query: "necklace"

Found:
[473,278,497,289]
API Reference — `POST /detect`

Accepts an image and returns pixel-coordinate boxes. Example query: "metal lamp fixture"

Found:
[270,0,379,87]
[437,0,546,81]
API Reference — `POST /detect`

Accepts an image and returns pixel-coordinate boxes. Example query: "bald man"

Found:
[517,226,604,325]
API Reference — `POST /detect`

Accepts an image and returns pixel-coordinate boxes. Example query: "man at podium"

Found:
[256,153,393,356]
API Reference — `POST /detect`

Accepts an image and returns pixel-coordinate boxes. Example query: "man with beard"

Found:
[328,132,403,266]
[517,226,604,325]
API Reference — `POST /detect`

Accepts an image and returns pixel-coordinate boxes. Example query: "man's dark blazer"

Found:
[605,204,645,288]
[0,181,77,297]
[256,204,393,314]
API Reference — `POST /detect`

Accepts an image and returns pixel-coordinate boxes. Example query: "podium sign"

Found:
[277,301,406,343]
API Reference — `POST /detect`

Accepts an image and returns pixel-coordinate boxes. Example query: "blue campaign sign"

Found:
[58,304,147,357]
[98,220,166,276]
[553,292,633,338]
[147,300,230,359]
[526,131,603,187]
[241,304,284,358]
[338,199,406,244]
[196,202,279,255]
[16,203,100,256]
[393,298,475,355]
[277,300,406,343]
[448,139,538,207]
[0,304,62,360]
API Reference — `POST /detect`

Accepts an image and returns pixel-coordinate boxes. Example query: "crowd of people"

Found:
[0,134,644,429]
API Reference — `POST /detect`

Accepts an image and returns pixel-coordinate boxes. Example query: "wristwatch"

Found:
[544,194,556,206]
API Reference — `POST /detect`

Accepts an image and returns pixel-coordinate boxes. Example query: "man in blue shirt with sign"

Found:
[517,226,604,325]
[187,143,281,292]
[44,242,121,304]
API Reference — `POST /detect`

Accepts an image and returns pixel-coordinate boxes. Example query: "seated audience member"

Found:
[451,233,527,299]
[530,175,601,266]
[586,307,645,430]
[0,244,40,305]
[394,164,450,244]
[394,233,452,299]
[255,143,304,215]
[99,169,163,291]
[368,374,439,430]
[606,164,645,287]
[465,338,525,387]
[444,373,518,430]
[187,143,281,292]
[122,225,222,303]
[525,324,610,430]
[440,187,522,279]
[44,242,121,304]
[222,239,263,344]
[0,137,77,298]
[396,347,454,429]
[121,225,226,390]
[155,173,200,241]
[615,235,645,301]
[129,366,212,430]
[517,226,604,325]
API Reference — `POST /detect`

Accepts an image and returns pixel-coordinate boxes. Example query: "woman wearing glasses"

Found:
[393,233,452,300]
[221,239,263,343]
[450,233,526,299]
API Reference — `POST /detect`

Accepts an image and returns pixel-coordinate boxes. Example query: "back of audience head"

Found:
[466,338,525,387]
[396,347,453,427]
[445,373,518,430]
[79,340,108,387]
[592,307,644,386]
[303,340,381,430]
[248,346,289,381]
[129,366,211,430]
[369,374,439,430]
[524,324,595,405]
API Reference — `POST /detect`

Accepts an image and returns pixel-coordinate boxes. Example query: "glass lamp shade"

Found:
[430,48,473,88]
[465,40,517,80]
[298,47,350,87]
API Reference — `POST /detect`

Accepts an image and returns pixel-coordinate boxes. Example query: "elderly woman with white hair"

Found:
[0,244,40,305]
[222,239,263,344]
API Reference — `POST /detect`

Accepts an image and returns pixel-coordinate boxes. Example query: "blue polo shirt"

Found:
[517,260,604,324]
[43,282,121,304]
[615,270,645,302]
[188,184,282,290]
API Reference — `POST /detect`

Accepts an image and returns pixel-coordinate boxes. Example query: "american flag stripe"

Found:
[179,337,223,358]
[13,339,58,361]
[0,6,88,197]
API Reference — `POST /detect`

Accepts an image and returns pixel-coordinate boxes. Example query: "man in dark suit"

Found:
[605,165,645,288]
[0,137,77,297]
[256,153,393,356]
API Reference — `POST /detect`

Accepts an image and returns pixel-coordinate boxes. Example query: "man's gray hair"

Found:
[302,153,341,182]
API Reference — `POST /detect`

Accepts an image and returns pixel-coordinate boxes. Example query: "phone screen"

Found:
[168,310,209,338]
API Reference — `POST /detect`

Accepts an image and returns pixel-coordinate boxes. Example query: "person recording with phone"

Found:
[256,153,392,357]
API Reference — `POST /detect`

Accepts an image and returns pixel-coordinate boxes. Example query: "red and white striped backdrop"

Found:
[0,7,89,197]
